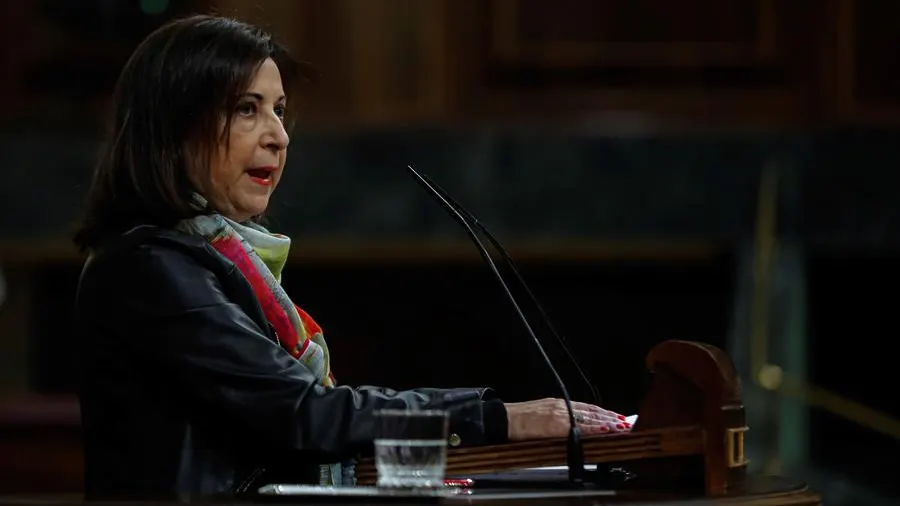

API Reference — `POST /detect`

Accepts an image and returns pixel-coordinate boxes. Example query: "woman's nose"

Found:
[262,120,289,152]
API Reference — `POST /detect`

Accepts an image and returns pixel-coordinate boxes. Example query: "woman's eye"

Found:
[236,102,256,116]
[274,104,286,119]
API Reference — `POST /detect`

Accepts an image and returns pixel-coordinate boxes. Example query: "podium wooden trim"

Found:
[357,340,748,496]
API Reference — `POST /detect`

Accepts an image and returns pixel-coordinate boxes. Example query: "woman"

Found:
[72,14,630,500]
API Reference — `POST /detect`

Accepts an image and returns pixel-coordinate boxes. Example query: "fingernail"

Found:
[600,426,610,432]
[618,414,626,420]
[624,423,631,428]
[616,424,625,430]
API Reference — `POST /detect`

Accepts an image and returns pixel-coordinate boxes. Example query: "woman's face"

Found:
[198,57,290,222]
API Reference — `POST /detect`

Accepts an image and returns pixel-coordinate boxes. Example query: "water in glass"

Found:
[375,438,447,488]
[374,409,449,489]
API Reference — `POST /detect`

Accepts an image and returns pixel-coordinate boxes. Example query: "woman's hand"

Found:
[504,398,631,441]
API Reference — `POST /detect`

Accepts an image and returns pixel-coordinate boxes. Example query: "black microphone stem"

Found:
[406,165,586,485]
[418,172,602,407]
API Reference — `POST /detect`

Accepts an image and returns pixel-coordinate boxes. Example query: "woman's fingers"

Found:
[579,423,615,435]
[572,401,627,420]
[568,403,632,433]
[508,398,633,440]
[573,411,620,424]
[582,416,630,432]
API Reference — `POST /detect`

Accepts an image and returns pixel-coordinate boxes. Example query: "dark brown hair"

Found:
[73,14,308,252]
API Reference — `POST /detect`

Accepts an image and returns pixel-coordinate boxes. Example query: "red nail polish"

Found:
[600,426,610,432]
[624,423,631,428]
[616,424,625,430]
[618,414,626,420]
[443,479,473,488]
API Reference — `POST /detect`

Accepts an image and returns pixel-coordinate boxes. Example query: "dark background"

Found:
[1,1,899,503]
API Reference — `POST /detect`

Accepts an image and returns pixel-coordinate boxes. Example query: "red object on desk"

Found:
[443,478,474,488]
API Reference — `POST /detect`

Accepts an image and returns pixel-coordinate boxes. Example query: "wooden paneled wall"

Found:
[211,0,900,127]
[3,0,900,128]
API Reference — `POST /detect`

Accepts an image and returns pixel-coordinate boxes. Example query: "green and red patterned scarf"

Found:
[177,208,351,486]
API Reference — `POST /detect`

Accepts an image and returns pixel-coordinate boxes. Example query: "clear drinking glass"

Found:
[374,409,449,489]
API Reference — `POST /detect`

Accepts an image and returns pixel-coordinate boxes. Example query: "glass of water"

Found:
[374,409,449,489]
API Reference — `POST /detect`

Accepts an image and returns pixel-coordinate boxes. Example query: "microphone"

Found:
[405,164,586,485]
[413,171,601,407]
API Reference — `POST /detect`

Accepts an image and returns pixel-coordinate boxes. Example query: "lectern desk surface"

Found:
[0,475,820,506]
[357,340,748,496]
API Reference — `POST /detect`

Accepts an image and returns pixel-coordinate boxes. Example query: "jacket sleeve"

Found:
[88,241,506,462]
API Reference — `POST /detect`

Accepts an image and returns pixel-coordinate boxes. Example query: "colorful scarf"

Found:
[177,210,353,486]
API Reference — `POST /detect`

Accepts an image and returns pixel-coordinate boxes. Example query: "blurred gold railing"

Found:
[750,163,900,442]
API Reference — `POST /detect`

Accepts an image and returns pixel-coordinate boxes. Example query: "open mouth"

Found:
[246,168,275,185]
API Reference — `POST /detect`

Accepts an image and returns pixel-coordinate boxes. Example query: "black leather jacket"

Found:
[75,226,508,500]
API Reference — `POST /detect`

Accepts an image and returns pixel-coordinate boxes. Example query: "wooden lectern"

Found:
[357,340,749,497]
[0,339,822,505]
